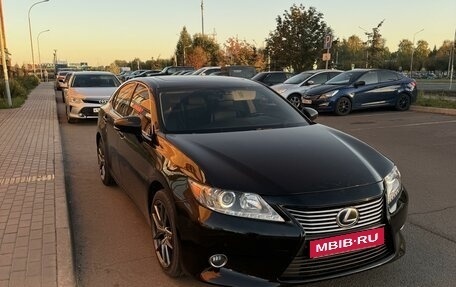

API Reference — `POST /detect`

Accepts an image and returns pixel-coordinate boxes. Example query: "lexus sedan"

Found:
[302,69,418,115]
[271,69,342,108]
[65,71,121,123]
[96,76,408,286]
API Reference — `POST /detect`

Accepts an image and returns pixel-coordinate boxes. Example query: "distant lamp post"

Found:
[410,28,424,77]
[37,29,50,81]
[28,0,50,76]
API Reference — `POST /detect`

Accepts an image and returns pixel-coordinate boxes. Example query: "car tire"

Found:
[150,191,183,278]
[97,138,115,186]
[335,97,352,116]
[395,93,411,111]
[66,106,76,123]
[287,94,301,108]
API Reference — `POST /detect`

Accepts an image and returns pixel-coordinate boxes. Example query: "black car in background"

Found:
[302,69,418,115]
[96,76,408,286]
[251,71,294,86]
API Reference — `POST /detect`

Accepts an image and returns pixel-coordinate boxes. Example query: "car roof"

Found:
[71,71,116,75]
[130,75,258,90]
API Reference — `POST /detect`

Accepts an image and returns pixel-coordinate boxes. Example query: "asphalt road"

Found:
[56,89,456,287]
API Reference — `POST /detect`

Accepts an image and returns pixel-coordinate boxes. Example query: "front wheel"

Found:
[97,138,115,186]
[335,97,352,116]
[395,93,411,111]
[151,191,183,278]
[287,94,301,108]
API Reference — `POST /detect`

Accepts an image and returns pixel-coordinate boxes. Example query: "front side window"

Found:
[159,85,309,133]
[358,71,379,85]
[129,84,153,133]
[112,83,136,116]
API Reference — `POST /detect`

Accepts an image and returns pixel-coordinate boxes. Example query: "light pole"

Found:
[409,28,424,77]
[37,29,50,81]
[359,26,371,68]
[28,0,49,76]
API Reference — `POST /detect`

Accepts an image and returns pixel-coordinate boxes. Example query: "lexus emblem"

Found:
[336,207,359,228]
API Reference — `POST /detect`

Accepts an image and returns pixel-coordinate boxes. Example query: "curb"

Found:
[410,105,456,116]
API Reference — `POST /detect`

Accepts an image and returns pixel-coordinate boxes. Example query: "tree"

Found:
[414,40,430,71]
[360,20,389,68]
[396,39,413,71]
[334,35,365,70]
[192,34,222,66]
[175,27,192,66]
[265,4,329,72]
[222,37,257,66]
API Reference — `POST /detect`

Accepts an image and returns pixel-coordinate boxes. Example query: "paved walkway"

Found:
[0,82,75,287]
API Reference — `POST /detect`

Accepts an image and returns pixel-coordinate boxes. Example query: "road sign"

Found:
[324,35,332,49]
[322,53,331,61]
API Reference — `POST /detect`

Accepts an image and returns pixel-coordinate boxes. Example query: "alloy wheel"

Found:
[152,201,174,268]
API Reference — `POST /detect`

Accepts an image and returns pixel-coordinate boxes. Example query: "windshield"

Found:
[159,85,309,133]
[325,71,364,85]
[71,74,121,88]
[283,72,314,85]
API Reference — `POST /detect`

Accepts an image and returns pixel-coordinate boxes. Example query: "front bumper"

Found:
[67,103,102,120]
[176,187,408,286]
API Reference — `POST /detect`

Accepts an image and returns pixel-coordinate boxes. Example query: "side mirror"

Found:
[114,116,142,135]
[302,107,318,121]
[305,80,315,86]
[354,80,365,88]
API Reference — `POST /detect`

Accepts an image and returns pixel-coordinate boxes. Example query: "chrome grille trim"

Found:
[284,197,384,235]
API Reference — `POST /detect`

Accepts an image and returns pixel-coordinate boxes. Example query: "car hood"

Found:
[165,124,393,196]
[69,87,117,98]
[304,84,347,96]
[271,83,297,92]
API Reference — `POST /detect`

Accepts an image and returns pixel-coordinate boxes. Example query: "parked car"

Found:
[65,71,121,123]
[134,69,162,78]
[55,70,72,91]
[60,71,74,101]
[271,69,342,108]
[251,71,294,86]
[96,75,408,286]
[191,66,221,76]
[302,69,418,115]
[147,66,195,76]
[218,65,257,78]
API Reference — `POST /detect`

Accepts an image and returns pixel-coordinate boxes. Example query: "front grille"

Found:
[284,197,384,236]
[80,107,99,117]
[280,244,393,281]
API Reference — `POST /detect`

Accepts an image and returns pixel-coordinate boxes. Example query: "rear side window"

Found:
[379,70,400,82]
[111,83,136,116]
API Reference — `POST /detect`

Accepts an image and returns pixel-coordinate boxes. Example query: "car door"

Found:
[115,83,159,210]
[104,82,136,178]
[351,70,383,109]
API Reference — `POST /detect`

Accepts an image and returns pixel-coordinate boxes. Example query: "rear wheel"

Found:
[287,94,301,108]
[150,191,183,277]
[395,93,411,111]
[335,97,352,116]
[97,138,115,186]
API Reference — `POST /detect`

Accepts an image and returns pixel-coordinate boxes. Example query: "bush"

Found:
[17,75,40,91]
[0,79,27,99]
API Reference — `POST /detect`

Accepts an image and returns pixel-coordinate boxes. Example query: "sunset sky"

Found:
[3,0,456,67]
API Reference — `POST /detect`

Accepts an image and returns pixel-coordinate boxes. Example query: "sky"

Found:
[3,0,456,67]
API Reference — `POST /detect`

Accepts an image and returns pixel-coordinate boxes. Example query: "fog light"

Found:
[209,254,227,268]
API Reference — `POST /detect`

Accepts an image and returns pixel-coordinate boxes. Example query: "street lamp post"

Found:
[410,28,424,77]
[28,0,50,76]
[37,29,50,81]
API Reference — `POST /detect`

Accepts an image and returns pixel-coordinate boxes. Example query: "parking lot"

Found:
[56,87,456,287]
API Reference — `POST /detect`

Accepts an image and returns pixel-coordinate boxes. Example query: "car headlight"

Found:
[189,179,284,222]
[275,88,287,95]
[384,166,402,213]
[318,90,339,100]
[68,95,83,104]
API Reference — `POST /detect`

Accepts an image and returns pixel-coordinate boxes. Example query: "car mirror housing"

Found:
[306,80,315,86]
[302,107,318,121]
[114,116,142,135]
[354,80,365,88]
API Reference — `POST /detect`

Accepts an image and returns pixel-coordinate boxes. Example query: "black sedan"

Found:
[302,69,418,115]
[96,76,408,286]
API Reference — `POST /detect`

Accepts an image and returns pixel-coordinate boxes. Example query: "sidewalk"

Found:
[0,82,75,287]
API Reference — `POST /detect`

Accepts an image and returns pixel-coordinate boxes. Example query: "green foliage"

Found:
[415,91,456,109]
[266,5,330,72]
[17,75,40,91]
[0,79,28,108]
